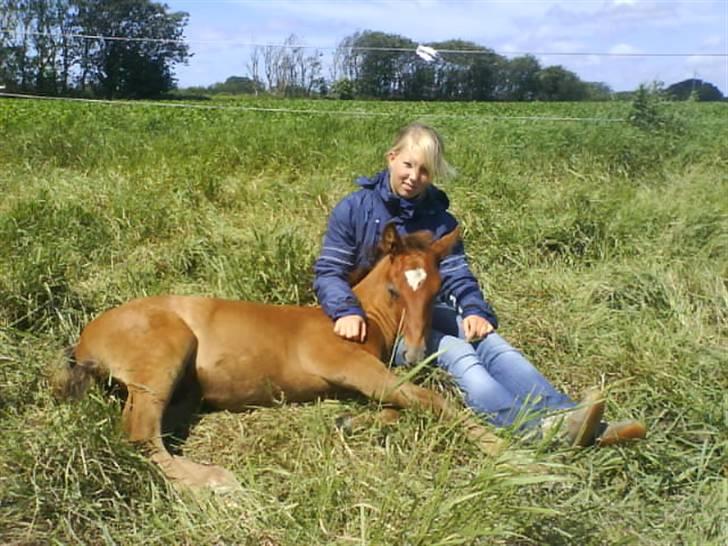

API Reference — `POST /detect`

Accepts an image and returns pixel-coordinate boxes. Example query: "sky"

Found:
[165,0,728,95]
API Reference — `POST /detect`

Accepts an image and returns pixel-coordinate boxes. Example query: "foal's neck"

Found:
[352,260,401,357]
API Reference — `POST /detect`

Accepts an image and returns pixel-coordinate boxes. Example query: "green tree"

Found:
[331,78,355,100]
[403,64,436,100]
[335,30,597,102]
[666,78,723,101]
[0,1,22,88]
[210,76,264,95]
[537,65,589,101]
[26,0,78,94]
[584,81,613,101]
[431,40,506,101]
[254,34,324,97]
[0,0,35,90]
[74,0,189,98]
[501,55,541,101]
[627,82,684,133]
[0,0,189,98]
[337,33,509,101]
[337,31,416,99]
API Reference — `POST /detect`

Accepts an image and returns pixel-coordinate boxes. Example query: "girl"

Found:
[313,122,645,447]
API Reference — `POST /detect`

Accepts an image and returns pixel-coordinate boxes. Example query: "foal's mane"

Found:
[348,230,435,287]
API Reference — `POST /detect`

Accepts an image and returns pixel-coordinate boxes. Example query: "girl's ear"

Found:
[432,227,460,261]
[387,150,397,165]
[380,223,403,256]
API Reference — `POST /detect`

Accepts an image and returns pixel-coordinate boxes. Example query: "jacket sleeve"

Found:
[439,233,499,329]
[313,197,366,321]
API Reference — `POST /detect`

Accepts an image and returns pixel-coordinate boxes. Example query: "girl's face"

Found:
[387,149,432,200]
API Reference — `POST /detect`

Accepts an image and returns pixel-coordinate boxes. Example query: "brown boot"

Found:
[596,420,647,447]
[566,389,606,447]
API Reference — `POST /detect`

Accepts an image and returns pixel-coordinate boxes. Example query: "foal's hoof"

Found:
[157,455,242,494]
[199,465,242,495]
[335,409,402,436]
[376,408,402,426]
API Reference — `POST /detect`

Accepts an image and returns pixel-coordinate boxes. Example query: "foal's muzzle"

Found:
[403,343,426,365]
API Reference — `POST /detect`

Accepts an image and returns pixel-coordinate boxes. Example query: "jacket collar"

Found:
[356,170,449,222]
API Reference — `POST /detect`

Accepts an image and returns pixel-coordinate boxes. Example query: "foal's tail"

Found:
[51,346,107,400]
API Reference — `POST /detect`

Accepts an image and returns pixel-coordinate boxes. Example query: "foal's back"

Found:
[77,295,368,409]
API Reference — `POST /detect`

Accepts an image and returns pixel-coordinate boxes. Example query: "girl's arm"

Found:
[313,198,366,321]
[439,238,499,329]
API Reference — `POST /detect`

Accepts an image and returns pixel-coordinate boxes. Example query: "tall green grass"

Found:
[0,97,726,544]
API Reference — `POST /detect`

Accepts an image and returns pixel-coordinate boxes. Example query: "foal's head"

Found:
[376,224,460,364]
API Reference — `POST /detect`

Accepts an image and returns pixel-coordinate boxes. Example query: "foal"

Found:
[55,224,503,491]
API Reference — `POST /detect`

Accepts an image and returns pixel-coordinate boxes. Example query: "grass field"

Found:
[0,95,726,545]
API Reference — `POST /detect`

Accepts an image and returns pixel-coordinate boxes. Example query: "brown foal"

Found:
[55,224,503,491]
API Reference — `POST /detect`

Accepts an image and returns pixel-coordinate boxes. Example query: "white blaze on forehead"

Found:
[404,268,427,291]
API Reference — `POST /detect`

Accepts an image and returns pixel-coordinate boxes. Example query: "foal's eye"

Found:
[387,284,400,299]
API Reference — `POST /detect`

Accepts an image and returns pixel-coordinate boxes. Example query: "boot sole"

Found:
[571,398,606,447]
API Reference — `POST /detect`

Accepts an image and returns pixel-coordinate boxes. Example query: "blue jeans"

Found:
[395,304,575,429]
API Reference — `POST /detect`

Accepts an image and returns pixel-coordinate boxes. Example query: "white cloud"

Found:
[609,43,642,55]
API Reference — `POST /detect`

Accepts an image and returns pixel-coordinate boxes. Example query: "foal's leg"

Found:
[161,361,203,453]
[324,351,505,456]
[89,312,239,491]
[336,408,402,434]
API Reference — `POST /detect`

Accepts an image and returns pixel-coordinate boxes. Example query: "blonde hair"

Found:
[387,123,455,181]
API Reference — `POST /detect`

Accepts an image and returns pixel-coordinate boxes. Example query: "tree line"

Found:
[1,3,723,102]
[237,31,724,102]
[329,31,613,101]
[231,31,610,101]
[0,0,189,98]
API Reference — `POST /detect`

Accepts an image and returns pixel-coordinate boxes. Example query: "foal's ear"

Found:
[380,223,404,256]
[432,227,460,261]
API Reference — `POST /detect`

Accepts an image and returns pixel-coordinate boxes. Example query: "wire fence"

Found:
[0,91,634,123]
[1,22,725,123]
[1,28,726,58]
[2,89,727,127]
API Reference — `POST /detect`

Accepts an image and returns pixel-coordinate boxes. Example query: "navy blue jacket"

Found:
[313,170,498,327]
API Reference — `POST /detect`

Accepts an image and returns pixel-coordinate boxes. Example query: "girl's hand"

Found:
[463,315,493,342]
[334,315,367,343]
